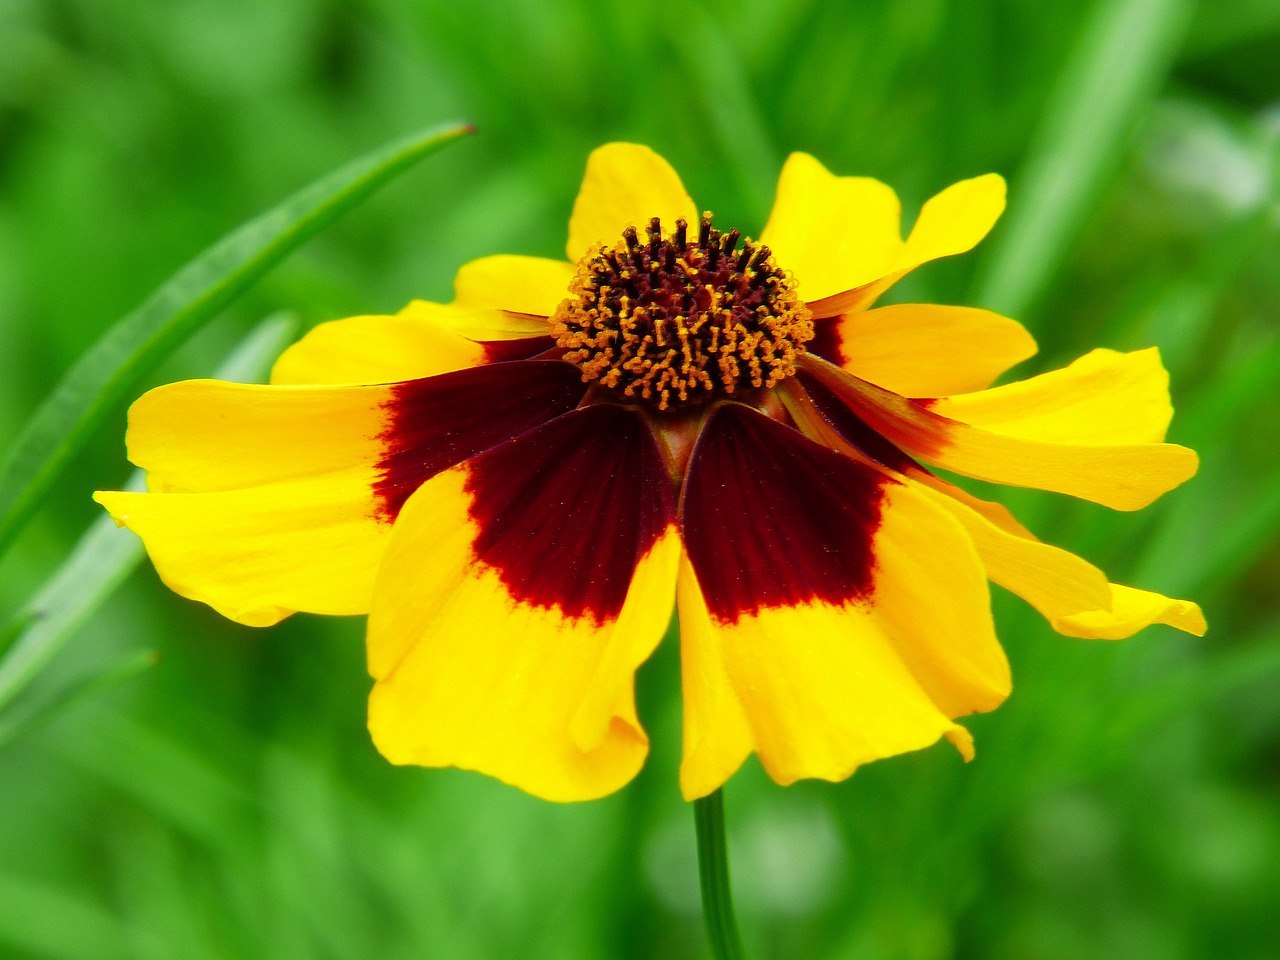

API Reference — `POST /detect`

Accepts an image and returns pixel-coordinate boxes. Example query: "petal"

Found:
[759,152,904,302]
[271,300,552,386]
[367,405,680,802]
[452,255,575,317]
[95,473,386,626]
[900,173,1007,267]
[372,361,586,521]
[808,304,1037,397]
[1055,584,1206,640]
[676,405,1008,799]
[122,379,394,493]
[921,480,1206,639]
[802,357,1198,511]
[913,481,1113,623]
[97,362,586,624]
[930,347,1173,443]
[566,143,698,262]
[805,174,1007,317]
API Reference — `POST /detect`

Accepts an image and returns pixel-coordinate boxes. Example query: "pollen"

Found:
[551,214,814,411]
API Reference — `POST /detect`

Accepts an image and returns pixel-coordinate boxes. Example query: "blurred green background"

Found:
[2,0,1279,957]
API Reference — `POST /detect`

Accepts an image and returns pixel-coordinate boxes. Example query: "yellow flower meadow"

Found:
[95,144,1204,802]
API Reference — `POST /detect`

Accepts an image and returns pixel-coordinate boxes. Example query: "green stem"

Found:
[694,788,748,960]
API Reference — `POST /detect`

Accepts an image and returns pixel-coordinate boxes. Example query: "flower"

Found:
[95,143,1205,803]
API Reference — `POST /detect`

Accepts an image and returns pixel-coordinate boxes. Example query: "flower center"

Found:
[552,214,813,412]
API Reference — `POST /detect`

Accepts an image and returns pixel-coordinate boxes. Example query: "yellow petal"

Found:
[271,304,491,386]
[124,380,391,493]
[759,152,904,302]
[914,477,1206,640]
[805,174,1006,316]
[367,405,680,802]
[452,255,575,316]
[915,481,1113,622]
[677,553,755,799]
[566,143,698,262]
[930,348,1174,442]
[1055,583,1206,640]
[94,471,388,626]
[929,427,1197,511]
[901,173,1007,267]
[817,303,1037,396]
[404,299,550,341]
[95,380,396,624]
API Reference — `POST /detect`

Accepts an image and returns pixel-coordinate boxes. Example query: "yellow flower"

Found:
[95,144,1205,802]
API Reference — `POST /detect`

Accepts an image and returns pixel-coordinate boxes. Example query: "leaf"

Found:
[0,120,473,558]
[0,314,300,719]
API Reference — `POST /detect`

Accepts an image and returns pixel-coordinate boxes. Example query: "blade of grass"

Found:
[0,314,300,718]
[0,120,472,558]
[972,0,1195,319]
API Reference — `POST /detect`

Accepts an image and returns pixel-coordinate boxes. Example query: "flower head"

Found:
[95,144,1205,802]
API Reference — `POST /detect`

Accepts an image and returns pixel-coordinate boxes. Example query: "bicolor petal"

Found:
[676,405,1008,800]
[759,152,904,302]
[271,300,552,387]
[95,362,586,624]
[808,303,1037,397]
[366,404,680,802]
[566,143,699,261]
[803,356,1198,511]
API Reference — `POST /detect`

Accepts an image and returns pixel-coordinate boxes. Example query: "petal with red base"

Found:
[802,356,1198,511]
[94,362,585,626]
[676,404,1008,800]
[367,404,681,802]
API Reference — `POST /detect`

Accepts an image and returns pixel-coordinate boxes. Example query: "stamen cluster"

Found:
[552,215,813,411]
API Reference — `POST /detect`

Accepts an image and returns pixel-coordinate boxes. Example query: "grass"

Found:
[1,1,1278,957]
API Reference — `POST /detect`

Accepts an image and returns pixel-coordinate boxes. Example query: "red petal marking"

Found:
[464,404,676,623]
[805,317,846,366]
[798,355,948,461]
[794,370,921,474]
[680,403,893,623]
[479,335,556,363]
[374,360,585,521]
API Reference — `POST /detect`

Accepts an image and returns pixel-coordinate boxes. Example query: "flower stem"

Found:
[694,788,748,960]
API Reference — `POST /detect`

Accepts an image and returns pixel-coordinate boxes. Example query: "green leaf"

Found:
[0,314,300,720]
[0,120,473,558]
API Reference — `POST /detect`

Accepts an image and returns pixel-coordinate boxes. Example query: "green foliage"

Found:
[1,1,1278,958]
